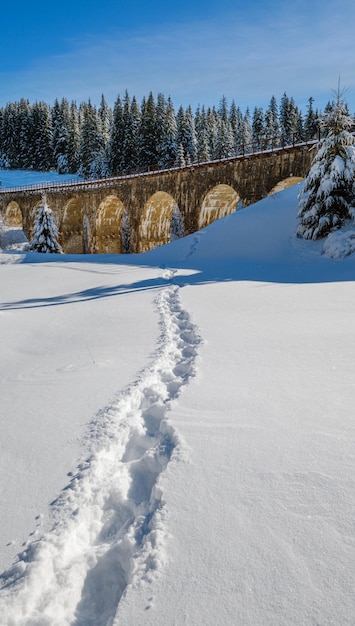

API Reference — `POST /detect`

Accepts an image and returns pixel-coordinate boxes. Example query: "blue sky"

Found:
[1,0,355,115]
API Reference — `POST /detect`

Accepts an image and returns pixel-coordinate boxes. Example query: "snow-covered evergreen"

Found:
[0,90,337,178]
[297,90,355,240]
[252,106,265,148]
[28,197,62,253]
[139,92,158,167]
[159,96,178,167]
[107,94,124,175]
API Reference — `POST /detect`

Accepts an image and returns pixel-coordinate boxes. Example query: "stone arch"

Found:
[138,191,181,252]
[268,176,304,195]
[199,184,240,230]
[60,198,85,254]
[4,201,23,227]
[95,195,125,253]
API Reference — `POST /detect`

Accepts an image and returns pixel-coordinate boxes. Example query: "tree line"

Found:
[0,92,322,179]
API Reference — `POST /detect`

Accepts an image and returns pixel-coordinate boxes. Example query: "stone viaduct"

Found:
[0,142,315,254]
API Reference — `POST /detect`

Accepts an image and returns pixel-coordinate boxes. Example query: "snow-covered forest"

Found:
[0,92,322,179]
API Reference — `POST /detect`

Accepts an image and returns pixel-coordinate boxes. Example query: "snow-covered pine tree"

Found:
[121,94,141,172]
[139,92,158,168]
[156,92,167,166]
[184,106,197,163]
[242,108,252,152]
[176,143,186,167]
[2,102,22,168]
[297,88,355,240]
[29,197,62,253]
[218,95,229,125]
[215,119,234,158]
[29,101,54,170]
[98,93,111,149]
[120,90,132,172]
[252,106,265,149]
[158,96,178,167]
[206,106,219,159]
[304,96,319,140]
[231,104,244,152]
[279,92,292,144]
[107,94,124,176]
[17,98,32,169]
[52,98,71,174]
[176,106,197,164]
[264,95,280,141]
[68,101,80,174]
[78,101,106,179]
[195,105,211,162]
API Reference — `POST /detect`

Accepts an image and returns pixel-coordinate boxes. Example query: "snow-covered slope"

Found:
[0,183,355,625]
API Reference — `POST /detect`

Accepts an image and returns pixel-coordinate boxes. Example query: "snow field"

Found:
[0,281,201,626]
[1,179,355,625]
[116,278,355,626]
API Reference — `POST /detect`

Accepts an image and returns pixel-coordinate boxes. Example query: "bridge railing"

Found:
[0,131,321,195]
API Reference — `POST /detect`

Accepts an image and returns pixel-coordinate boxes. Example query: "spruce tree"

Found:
[195,105,211,162]
[206,107,219,159]
[2,103,21,168]
[120,90,133,172]
[279,92,293,144]
[218,95,229,125]
[176,143,186,167]
[242,108,252,151]
[265,95,280,141]
[139,92,158,167]
[304,97,319,140]
[156,92,167,165]
[297,88,355,240]
[232,105,245,150]
[29,197,62,253]
[52,98,71,173]
[121,94,141,172]
[17,99,32,169]
[176,106,197,163]
[29,101,54,170]
[184,106,197,162]
[98,93,111,149]
[107,94,124,175]
[78,101,106,178]
[68,101,80,173]
[159,96,178,167]
[252,106,265,149]
[216,119,234,158]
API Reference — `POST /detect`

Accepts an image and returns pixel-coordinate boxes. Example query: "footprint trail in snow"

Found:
[0,283,201,626]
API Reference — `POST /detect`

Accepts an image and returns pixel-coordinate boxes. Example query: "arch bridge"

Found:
[0,142,314,254]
